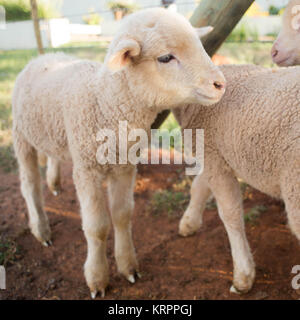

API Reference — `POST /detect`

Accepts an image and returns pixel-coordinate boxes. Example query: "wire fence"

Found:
[3,1,198,24]
[58,2,197,19]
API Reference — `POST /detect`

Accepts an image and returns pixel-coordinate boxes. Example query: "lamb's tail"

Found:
[38,153,47,167]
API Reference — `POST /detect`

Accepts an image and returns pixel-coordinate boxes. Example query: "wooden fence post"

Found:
[190,0,255,56]
[30,0,44,54]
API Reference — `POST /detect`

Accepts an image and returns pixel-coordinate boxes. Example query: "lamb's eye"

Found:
[157,54,175,63]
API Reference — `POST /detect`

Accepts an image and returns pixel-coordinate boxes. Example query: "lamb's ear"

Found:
[107,38,141,72]
[291,5,300,31]
[195,26,214,38]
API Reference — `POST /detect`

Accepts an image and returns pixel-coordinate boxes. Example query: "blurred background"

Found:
[0,0,290,49]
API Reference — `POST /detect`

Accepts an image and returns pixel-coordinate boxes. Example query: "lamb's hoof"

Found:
[52,190,59,196]
[231,267,255,294]
[31,222,52,246]
[178,228,195,237]
[85,263,109,301]
[50,186,61,196]
[125,270,141,284]
[178,220,200,237]
[127,274,135,284]
[91,289,105,299]
[42,240,52,247]
[230,281,253,294]
[230,285,241,295]
[48,183,61,196]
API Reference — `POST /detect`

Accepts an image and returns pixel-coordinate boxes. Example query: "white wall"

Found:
[0,20,50,50]
[48,18,71,47]
[0,18,103,50]
[60,0,196,26]
[239,16,282,35]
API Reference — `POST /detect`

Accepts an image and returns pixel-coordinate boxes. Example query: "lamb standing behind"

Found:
[271,0,300,66]
[12,8,225,298]
[174,63,300,293]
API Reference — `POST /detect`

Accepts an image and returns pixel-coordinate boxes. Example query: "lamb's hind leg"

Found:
[73,166,110,298]
[108,167,139,283]
[14,133,51,246]
[179,174,212,237]
[281,164,300,241]
[46,157,61,196]
[209,172,255,293]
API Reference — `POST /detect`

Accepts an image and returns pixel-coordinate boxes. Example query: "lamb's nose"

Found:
[271,47,278,58]
[213,81,225,90]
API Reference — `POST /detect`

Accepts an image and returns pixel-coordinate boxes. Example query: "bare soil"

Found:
[0,162,299,300]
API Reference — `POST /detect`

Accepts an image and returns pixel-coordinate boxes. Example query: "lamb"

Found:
[12,8,225,298]
[271,0,300,66]
[173,63,300,294]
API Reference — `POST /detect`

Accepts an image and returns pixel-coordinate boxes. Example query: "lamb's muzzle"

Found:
[271,0,300,66]
[194,71,226,105]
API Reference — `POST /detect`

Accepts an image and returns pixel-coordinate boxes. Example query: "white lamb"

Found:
[174,61,300,293]
[12,8,225,298]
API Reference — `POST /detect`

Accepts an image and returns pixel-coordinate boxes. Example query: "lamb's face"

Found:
[271,0,300,66]
[106,8,226,108]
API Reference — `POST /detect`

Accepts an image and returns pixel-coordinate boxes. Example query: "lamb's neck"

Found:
[95,70,158,130]
[172,104,211,129]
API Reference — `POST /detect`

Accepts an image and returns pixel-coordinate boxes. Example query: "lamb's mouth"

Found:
[275,56,292,66]
[195,90,218,101]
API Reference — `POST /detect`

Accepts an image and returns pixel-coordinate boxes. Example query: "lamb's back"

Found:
[12,53,101,159]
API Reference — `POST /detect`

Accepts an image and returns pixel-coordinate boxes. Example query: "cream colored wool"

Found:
[174,64,300,293]
[12,8,225,298]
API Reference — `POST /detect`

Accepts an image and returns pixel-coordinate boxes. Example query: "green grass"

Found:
[0,237,20,266]
[0,42,274,172]
[0,145,17,173]
[149,176,192,218]
[0,0,61,22]
[150,190,189,218]
[244,205,267,224]
[160,113,179,132]
[226,23,259,43]
[218,42,276,68]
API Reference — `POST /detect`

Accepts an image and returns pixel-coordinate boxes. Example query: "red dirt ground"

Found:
[0,162,300,300]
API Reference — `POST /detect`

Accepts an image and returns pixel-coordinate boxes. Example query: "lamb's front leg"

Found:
[209,172,255,293]
[179,174,212,237]
[108,167,139,283]
[73,167,110,298]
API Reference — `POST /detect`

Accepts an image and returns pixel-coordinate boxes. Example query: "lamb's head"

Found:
[105,8,226,108]
[271,0,300,66]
